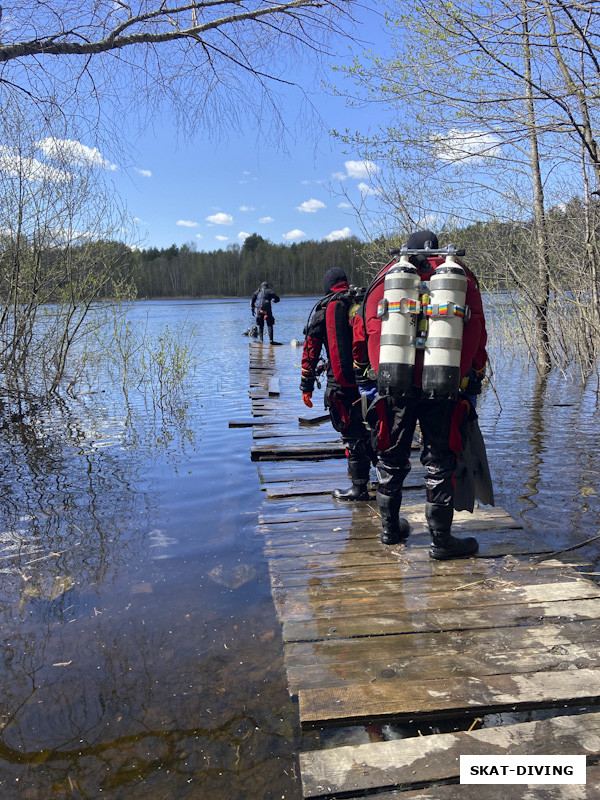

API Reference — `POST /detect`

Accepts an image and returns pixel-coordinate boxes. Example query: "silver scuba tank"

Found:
[421,251,468,400]
[377,256,421,396]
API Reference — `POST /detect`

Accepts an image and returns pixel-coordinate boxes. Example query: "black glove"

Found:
[460,367,484,396]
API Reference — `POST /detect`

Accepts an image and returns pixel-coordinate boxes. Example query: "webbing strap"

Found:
[425,302,467,318]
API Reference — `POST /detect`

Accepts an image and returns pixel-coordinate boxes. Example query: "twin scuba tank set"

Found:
[377,244,470,400]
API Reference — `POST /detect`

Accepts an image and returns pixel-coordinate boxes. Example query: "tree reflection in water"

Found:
[0,383,298,800]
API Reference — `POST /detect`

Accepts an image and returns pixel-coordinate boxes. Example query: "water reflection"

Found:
[518,368,549,512]
[0,298,312,800]
[1,296,600,797]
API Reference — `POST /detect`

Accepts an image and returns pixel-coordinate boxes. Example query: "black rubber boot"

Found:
[267,324,274,344]
[333,457,370,501]
[377,492,410,545]
[426,501,478,560]
[332,481,369,501]
[429,530,479,560]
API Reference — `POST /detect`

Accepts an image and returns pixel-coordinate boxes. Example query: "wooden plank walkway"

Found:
[243,341,600,798]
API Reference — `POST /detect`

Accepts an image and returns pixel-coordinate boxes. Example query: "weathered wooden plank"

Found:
[269,555,593,589]
[382,776,600,800]
[299,667,600,726]
[229,417,294,427]
[268,377,280,396]
[258,499,518,526]
[250,441,346,461]
[266,533,554,572]
[262,474,426,497]
[265,532,548,565]
[256,456,420,480]
[298,413,330,426]
[260,515,521,549]
[275,580,600,623]
[282,596,600,643]
[284,618,600,693]
[252,427,341,441]
[275,566,589,607]
[299,714,600,797]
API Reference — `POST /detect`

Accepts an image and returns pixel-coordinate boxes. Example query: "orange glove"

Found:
[302,392,313,408]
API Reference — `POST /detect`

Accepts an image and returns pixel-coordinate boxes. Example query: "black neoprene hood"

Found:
[322,267,348,294]
[406,230,439,250]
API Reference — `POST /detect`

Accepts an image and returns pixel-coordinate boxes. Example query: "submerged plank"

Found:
[299,667,600,726]
[299,713,600,797]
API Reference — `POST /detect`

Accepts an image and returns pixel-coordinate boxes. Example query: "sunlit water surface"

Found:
[0,297,598,799]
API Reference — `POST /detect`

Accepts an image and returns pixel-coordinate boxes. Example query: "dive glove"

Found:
[459,366,485,396]
[302,392,313,408]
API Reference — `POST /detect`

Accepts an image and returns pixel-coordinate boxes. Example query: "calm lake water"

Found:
[0,296,599,799]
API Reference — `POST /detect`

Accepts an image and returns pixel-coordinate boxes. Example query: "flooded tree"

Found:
[333,0,600,377]
[0,121,138,400]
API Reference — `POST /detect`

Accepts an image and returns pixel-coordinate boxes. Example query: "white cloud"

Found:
[344,160,379,180]
[338,201,352,209]
[324,226,352,242]
[239,205,255,212]
[282,229,306,242]
[334,160,379,181]
[206,212,233,225]
[259,216,274,224]
[237,231,250,242]
[434,129,502,163]
[36,138,118,171]
[358,182,380,196]
[0,146,71,182]
[135,168,152,178]
[195,233,204,240]
[297,198,326,213]
[176,220,199,227]
[215,234,229,242]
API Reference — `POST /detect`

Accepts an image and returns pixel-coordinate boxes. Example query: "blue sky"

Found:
[107,6,391,252]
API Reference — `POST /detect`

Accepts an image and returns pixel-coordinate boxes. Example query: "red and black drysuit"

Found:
[301,280,375,489]
[251,282,280,343]
[352,255,488,539]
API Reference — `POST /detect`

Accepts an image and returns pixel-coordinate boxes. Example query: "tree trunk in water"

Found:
[522,0,551,373]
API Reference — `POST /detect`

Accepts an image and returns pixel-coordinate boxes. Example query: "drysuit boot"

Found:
[267,324,274,344]
[333,459,370,501]
[332,481,369,501]
[377,492,410,545]
[426,501,478,560]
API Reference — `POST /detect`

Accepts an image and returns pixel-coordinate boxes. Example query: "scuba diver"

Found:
[300,267,376,501]
[352,230,488,558]
[251,281,280,343]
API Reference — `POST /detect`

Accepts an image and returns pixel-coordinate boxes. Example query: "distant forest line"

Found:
[134,231,485,298]
[133,203,584,298]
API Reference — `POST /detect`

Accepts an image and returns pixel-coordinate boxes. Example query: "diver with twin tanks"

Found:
[352,230,488,560]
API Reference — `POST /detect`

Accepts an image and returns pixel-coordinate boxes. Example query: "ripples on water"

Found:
[0,297,598,799]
